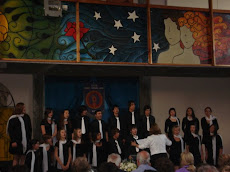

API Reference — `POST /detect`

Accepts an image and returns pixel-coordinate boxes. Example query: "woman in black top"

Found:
[40,108,57,145]
[165,108,180,137]
[182,107,199,142]
[203,124,223,166]
[201,107,219,140]
[58,109,73,141]
[7,102,32,166]
[55,129,71,172]
[168,125,184,169]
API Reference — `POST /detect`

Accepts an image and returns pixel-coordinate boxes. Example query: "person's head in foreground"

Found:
[72,157,91,172]
[107,153,121,167]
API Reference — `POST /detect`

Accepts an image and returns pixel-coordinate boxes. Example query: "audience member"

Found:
[176,152,196,172]
[72,157,91,172]
[197,164,218,172]
[107,153,122,167]
[154,157,174,172]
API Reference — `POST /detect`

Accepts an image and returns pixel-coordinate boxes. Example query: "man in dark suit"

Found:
[90,109,108,142]
[108,105,125,140]
[124,100,140,137]
[140,105,155,138]
[108,128,124,158]
[73,105,90,142]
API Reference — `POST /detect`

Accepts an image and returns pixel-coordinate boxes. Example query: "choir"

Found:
[6,102,223,172]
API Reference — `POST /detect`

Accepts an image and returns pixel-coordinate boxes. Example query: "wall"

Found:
[0,74,33,123]
[151,77,230,153]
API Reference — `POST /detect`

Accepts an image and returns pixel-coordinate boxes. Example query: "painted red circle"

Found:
[85,91,103,109]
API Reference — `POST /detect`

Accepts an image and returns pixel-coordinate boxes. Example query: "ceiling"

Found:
[1,61,230,77]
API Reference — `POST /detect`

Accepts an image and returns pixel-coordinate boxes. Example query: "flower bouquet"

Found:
[120,159,137,172]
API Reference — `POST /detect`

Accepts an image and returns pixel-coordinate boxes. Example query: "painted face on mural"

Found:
[180,25,195,49]
[164,18,181,46]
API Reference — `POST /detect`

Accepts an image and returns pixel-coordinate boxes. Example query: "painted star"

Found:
[132,32,140,43]
[114,20,123,30]
[127,11,139,22]
[153,43,160,52]
[94,11,101,20]
[109,45,117,55]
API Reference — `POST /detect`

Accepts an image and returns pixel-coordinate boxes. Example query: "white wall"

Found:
[151,76,230,153]
[0,74,33,123]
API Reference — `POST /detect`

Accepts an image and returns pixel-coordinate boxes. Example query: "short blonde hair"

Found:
[180,152,196,172]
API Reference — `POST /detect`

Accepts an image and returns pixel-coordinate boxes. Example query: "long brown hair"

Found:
[13,102,25,115]
[59,109,72,129]
[149,123,161,135]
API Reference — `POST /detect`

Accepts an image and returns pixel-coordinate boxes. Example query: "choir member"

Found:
[125,125,142,159]
[55,129,71,172]
[90,110,108,142]
[39,134,55,172]
[182,107,199,142]
[7,102,32,166]
[140,105,155,138]
[70,129,87,162]
[131,123,172,167]
[169,125,185,170]
[201,107,219,140]
[58,109,73,141]
[108,128,123,158]
[108,105,125,140]
[89,132,107,169]
[124,100,140,137]
[73,105,90,143]
[186,124,203,166]
[165,108,180,137]
[203,124,223,166]
[25,139,40,172]
[40,108,57,145]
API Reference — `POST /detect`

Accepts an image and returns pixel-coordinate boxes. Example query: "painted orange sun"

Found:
[0,12,8,42]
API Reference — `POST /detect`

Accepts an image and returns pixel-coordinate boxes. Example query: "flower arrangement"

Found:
[120,160,137,172]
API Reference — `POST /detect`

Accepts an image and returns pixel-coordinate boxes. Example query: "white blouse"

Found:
[138,134,172,156]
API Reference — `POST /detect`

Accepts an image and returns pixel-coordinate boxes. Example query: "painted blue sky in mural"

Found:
[79,3,148,63]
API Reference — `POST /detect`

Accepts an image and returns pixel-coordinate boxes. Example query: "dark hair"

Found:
[144,105,151,114]
[172,125,180,134]
[129,124,137,131]
[154,157,174,172]
[13,102,25,115]
[44,108,53,119]
[59,109,72,129]
[112,104,119,110]
[168,108,176,117]
[92,132,101,142]
[209,124,218,135]
[95,109,101,115]
[42,134,52,143]
[186,107,196,119]
[111,128,120,137]
[149,123,161,135]
[29,139,39,150]
[205,107,212,112]
[72,157,91,172]
[128,100,135,108]
[78,105,87,115]
[98,162,119,172]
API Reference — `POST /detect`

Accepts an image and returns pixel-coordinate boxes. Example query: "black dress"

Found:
[73,115,90,142]
[182,117,199,142]
[55,141,70,171]
[186,133,202,166]
[69,140,87,159]
[89,141,107,168]
[39,145,54,172]
[202,134,223,166]
[108,115,125,139]
[140,115,155,138]
[40,119,56,136]
[201,117,219,138]
[169,136,184,166]
[164,118,180,137]
[25,150,41,172]
[8,114,32,155]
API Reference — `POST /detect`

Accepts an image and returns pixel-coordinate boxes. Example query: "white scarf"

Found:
[205,115,216,126]
[187,116,193,121]
[115,140,122,154]
[98,120,103,139]
[81,117,86,134]
[6,114,27,154]
[57,140,67,169]
[146,116,150,131]
[170,116,180,126]
[210,133,217,165]
[174,134,184,153]
[131,112,135,124]
[191,133,201,154]
[115,117,120,130]
[133,135,139,152]
[92,140,100,167]
[26,150,35,172]
[40,143,49,172]
[72,139,81,162]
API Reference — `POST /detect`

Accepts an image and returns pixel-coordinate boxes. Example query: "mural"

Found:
[151,9,212,64]
[0,0,76,60]
[79,3,148,62]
